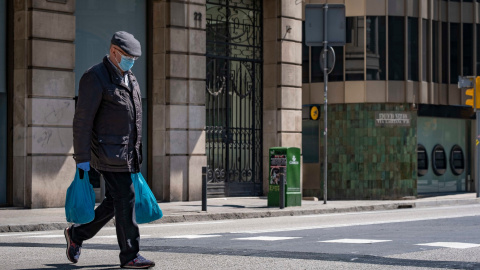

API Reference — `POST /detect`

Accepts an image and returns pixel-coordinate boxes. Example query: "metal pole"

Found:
[202,166,207,211]
[477,110,480,198]
[279,176,285,209]
[323,4,329,204]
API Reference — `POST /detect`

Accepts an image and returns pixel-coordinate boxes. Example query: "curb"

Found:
[413,198,480,208]
[1,199,478,233]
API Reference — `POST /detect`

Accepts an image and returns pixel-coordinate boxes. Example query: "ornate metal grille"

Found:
[206,0,263,196]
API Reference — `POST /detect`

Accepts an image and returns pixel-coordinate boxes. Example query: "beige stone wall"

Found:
[13,0,76,208]
[263,0,303,194]
[151,0,206,202]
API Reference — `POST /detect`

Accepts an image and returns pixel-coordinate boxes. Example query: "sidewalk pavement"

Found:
[0,193,478,233]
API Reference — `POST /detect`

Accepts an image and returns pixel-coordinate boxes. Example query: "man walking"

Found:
[65,31,154,269]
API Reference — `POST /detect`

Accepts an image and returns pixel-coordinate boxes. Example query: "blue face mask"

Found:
[119,55,135,71]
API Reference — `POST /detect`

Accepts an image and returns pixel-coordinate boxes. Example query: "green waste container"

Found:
[267,147,301,207]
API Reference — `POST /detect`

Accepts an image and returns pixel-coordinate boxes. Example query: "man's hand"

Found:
[77,162,90,172]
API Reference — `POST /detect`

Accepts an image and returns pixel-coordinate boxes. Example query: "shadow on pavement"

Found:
[2,242,480,269]
[18,264,118,270]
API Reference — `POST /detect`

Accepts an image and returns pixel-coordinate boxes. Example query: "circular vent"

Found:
[432,144,446,176]
[417,144,428,177]
[450,145,464,175]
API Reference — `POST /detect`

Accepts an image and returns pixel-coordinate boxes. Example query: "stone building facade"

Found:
[0,0,476,207]
[3,0,302,208]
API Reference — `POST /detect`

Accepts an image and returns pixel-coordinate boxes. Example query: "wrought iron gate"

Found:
[206,0,263,197]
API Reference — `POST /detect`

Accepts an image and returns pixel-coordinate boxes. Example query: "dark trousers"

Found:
[71,170,139,265]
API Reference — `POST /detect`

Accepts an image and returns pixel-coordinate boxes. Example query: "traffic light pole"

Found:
[469,77,479,198]
[323,4,328,204]
[475,80,479,198]
[477,110,480,198]
[458,76,480,198]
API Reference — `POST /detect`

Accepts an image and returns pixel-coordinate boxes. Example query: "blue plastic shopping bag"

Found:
[132,173,163,224]
[65,169,96,224]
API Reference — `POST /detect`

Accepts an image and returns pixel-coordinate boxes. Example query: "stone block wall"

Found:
[13,0,76,208]
[151,0,207,201]
[263,0,303,195]
[303,103,418,200]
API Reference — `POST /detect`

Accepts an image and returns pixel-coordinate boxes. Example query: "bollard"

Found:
[279,176,285,209]
[202,166,207,211]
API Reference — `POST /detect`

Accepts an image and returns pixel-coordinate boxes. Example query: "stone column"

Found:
[13,0,76,208]
[263,0,303,194]
[151,0,206,201]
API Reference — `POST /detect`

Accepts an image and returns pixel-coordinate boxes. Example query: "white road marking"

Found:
[164,234,222,239]
[0,232,48,237]
[96,235,118,239]
[139,221,232,229]
[233,213,480,234]
[93,235,151,239]
[233,236,301,241]
[299,204,480,218]
[22,234,65,238]
[320,239,392,244]
[416,242,480,249]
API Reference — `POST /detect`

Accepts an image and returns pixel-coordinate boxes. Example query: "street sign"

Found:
[458,76,474,88]
[305,4,346,46]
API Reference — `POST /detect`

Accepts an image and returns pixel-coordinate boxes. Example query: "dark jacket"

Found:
[73,56,143,172]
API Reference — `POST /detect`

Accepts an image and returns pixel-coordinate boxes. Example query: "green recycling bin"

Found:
[267,147,301,207]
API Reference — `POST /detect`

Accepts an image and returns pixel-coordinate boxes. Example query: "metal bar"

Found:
[474,78,478,198]
[323,4,329,205]
[206,1,261,13]
[279,175,285,209]
[467,76,480,198]
[205,0,263,195]
[205,54,263,63]
[202,166,207,211]
[225,0,230,188]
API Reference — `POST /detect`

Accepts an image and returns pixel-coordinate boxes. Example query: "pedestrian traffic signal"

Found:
[465,76,480,108]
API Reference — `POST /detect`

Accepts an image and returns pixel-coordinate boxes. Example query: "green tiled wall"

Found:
[305,103,417,200]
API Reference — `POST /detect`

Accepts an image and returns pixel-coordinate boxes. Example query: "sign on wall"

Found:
[375,112,411,127]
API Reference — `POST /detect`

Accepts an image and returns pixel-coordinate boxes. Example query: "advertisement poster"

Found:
[270,154,286,185]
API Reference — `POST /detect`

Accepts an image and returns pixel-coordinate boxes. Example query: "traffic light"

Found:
[465,76,480,108]
[466,87,475,107]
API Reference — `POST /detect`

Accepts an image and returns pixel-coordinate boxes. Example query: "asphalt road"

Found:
[1,204,480,269]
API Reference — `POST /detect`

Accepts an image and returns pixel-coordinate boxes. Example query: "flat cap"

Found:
[111,31,142,57]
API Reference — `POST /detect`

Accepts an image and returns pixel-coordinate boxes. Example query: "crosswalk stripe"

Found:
[320,239,392,244]
[233,236,301,241]
[0,232,47,237]
[22,235,65,238]
[140,221,232,229]
[234,213,480,234]
[416,242,480,249]
[96,235,120,239]
[21,234,152,239]
[164,234,221,239]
